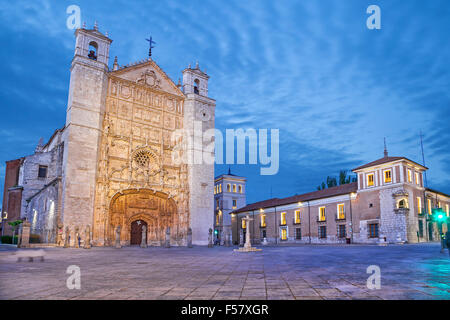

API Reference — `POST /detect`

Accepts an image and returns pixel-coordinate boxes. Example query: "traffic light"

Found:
[432,208,448,223]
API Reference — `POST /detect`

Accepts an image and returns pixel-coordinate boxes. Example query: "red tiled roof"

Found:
[352,156,427,171]
[232,198,280,214]
[425,188,450,198]
[231,182,357,214]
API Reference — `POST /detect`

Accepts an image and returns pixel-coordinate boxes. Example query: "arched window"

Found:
[88,41,98,60]
[398,199,406,209]
[194,79,200,94]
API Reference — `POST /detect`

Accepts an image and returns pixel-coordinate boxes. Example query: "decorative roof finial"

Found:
[105,30,109,37]
[82,21,86,29]
[35,137,45,153]
[94,21,98,31]
[177,78,181,88]
[195,60,199,69]
[145,36,156,58]
[113,56,119,71]
[384,137,388,158]
[228,166,231,175]
[188,63,191,69]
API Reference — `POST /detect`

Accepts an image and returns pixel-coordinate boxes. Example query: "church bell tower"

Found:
[61,23,112,245]
[182,62,216,245]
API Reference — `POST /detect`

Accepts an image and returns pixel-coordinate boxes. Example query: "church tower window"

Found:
[193,79,200,94]
[88,41,98,60]
[38,165,48,178]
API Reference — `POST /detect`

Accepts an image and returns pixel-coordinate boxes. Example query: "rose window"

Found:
[134,150,152,168]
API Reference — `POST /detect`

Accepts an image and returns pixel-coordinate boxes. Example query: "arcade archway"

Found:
[108,189,178,246]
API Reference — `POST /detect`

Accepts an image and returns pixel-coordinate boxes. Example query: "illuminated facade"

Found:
[214,171,246,245]
[231,152,450,245]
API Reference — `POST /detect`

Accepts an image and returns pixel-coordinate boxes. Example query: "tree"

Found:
[8,220,23,245]
[317,170,356,190]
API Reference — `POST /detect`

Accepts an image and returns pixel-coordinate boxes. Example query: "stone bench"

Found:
[15,249,45,262]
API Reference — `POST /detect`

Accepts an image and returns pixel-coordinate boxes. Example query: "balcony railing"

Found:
[394,208,409,215]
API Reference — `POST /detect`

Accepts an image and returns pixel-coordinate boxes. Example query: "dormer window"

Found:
[194,79,200,94]
[384,170,392,183]
[367,174,374,187]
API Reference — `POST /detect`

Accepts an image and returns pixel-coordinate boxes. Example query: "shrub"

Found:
[1,235,19,244]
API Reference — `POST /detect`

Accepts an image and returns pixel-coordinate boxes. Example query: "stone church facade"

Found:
[1,25,215,246]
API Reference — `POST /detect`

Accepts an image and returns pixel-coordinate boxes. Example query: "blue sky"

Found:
[0,0,449,205]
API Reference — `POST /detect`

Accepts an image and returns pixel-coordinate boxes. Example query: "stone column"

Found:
[164,227,171,248]
[224,230,231,247]
[187,228,193,248]
[115,226,121,249]
[140,225,148,248]
[243,215,253,249]
[19,221,31,248]
[84,225,91,249]
[64,227,70,248]
[208,228,213,248]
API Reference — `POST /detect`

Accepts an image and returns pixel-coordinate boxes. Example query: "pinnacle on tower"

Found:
[383,138,388,157]
[113,56,119,71]
[94,21,98,31]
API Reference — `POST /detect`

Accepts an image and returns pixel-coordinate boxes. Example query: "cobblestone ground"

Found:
[0,243,449,300]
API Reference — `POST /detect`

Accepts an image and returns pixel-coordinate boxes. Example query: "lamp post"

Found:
[0,211,7,241]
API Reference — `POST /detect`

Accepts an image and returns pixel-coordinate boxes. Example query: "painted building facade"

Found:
[213,171,246,244]
[231,153,450,245]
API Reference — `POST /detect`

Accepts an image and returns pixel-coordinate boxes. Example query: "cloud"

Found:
[1,0,450,203]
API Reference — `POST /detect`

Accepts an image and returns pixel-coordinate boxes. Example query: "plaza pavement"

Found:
[0,243,449,300]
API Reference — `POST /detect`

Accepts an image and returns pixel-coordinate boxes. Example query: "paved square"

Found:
[0,243,449,300]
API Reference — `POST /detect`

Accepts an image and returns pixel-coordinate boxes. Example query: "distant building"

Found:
[231,151,450,245]
[214,170,246,245]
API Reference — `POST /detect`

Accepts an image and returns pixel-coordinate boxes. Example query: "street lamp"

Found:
[0,211,7,243]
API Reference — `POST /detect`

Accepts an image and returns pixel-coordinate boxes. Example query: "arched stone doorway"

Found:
[130,219,147,245]
[108,189,179,246]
